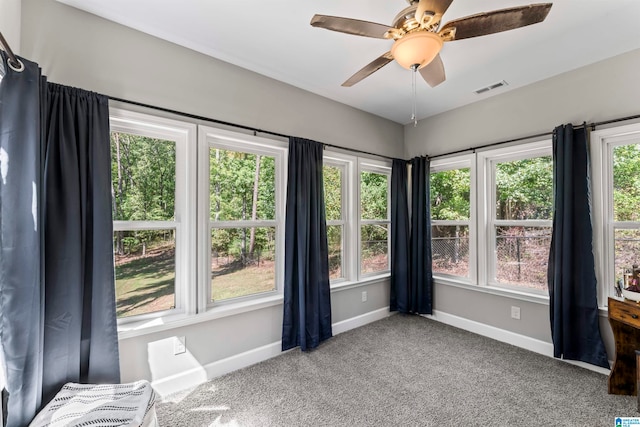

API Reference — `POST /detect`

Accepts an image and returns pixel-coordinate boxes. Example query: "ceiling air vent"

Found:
[474,80,509,95]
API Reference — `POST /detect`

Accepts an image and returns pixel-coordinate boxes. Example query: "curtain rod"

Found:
[0,31,23,71]
[428,113,640,160]
[108,95,398,161]
[108,96,640,163]
[428,131,553,160]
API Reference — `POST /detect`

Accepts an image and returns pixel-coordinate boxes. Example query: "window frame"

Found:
[476,140,552,294]
[591,122,640,306]
[197,125,287,311]
[358,158,392,279]
[429,154,477,284]
[323,151,357,285]
[109,108,197,323]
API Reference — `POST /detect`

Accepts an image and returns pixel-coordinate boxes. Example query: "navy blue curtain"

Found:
[282,138,332,351]
[408,156,433,314]
[548,123,609,368]
[0,53,120,426]
[390,159,410,312]
[0,53,44,427]
[41,83,121,401]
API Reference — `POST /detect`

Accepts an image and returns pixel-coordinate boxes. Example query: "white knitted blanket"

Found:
[29,381,157,427]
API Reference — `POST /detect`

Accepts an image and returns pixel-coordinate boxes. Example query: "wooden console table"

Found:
[608,297,640,395]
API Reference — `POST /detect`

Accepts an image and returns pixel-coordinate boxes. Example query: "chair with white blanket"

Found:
[29,380,158,427]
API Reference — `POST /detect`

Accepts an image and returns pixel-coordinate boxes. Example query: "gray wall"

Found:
[20,0,402,388]
[406,48,640,360]
[0,0,21,55]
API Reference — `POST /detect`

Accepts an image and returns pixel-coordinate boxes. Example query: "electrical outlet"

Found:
[361,291,367,302]
[174,336,186,355]
[511,306,521,320]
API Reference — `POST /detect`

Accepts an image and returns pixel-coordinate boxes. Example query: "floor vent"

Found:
[474,80,509,95]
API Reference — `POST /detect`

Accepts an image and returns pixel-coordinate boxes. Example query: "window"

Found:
[110,110,196,320]
[359,160,391,276]
[610,143,640,285]
[198,126,286,307]
[323,152,357,284]
[591,123,640,304]
[110,109,391,325]
[324,163,344,280]
[432,142,552,296]
[430,156,475,282]
[478,141,553,294]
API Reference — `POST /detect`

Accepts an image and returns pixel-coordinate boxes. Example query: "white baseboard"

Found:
[424,310,611,376]
[154,307,610,398]
[332,307,392,335]
[151,340,284,397]
[152,307,391,397]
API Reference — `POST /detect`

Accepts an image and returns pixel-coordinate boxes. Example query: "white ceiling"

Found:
[58,0,640,124]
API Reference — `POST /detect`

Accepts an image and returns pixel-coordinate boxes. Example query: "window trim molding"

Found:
[324,151,357,284]
[430,154,476,285]
[476,138,552,291]
[197,125,288,312]
[357,158,392,279]
[109,108,197,323]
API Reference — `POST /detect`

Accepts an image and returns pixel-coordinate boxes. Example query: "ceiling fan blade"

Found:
[414,0,454,26]
[439,3,552,41]
[310,15,393,39]
[419,54,446,87]
[342,52,394,87]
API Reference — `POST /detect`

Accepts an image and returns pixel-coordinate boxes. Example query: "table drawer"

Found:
[610,298,640,329]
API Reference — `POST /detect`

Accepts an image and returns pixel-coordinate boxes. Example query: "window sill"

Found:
[118,294,284,340]
[330,273,390,292]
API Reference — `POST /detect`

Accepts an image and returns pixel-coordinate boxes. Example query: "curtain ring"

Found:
[8,57,24,72]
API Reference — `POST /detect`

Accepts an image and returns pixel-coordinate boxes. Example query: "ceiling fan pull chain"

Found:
[411,64,418,127]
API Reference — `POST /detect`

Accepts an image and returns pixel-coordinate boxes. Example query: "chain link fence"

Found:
[495,234,550,289]
[211,249,274,268]
[219,228,640,289]
[432,232,551,290]
[432,236,470,277]
[614,234,640,281]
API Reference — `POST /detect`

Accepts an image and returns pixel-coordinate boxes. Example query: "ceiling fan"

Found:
[311,0,553,88]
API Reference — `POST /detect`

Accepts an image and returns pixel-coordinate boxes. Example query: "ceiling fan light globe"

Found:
[391,31,443,70]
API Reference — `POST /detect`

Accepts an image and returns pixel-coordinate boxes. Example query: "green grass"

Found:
[115,248,175,318]
[115,248,276,317]
[211,259,275,301]
[115,247,383,317]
